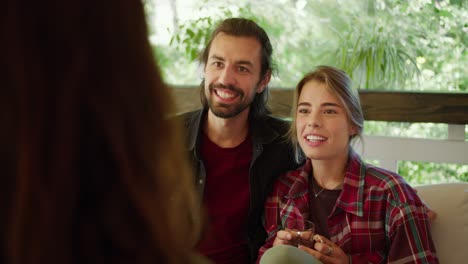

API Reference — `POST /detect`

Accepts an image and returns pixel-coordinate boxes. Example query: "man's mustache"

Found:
[209,83,244,96]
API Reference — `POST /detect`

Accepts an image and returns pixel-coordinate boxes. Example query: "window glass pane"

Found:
[145,0,467,92]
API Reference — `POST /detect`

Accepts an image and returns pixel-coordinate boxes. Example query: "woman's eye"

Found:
[324,109,337,114]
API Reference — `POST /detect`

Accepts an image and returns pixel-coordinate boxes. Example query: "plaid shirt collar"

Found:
[286,149,366,217]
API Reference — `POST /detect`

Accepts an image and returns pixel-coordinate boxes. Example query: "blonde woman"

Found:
[257,66,438,263]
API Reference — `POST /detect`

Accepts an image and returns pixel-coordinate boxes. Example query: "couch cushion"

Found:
[413,182,468,263]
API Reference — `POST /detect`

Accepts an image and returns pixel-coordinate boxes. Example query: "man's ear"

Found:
[257,70,272,93]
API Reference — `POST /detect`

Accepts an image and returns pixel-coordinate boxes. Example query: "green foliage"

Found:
[398,161,468,184]
[151,44,199,84]
[169,4,262,62]
[365,158,468,185]
[363,121,468,183]
[391,1,464,91]
[364,121,449,139]
[163,0,466,91]
[319,17,420,89]
[170,17,214,62]
[144,0,467,183]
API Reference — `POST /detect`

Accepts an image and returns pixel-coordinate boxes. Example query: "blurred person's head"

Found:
[288,66,364,162]
[0,1,200,263]
[199,18,274,119]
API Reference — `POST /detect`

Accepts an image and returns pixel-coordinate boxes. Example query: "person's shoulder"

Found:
[274,162,306,187]
[174,109,199,120]
[364,164,420,204]
[174,109,203,127]
[365,164,406,186]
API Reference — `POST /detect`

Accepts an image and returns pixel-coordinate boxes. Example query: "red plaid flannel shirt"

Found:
[258,150,438,263]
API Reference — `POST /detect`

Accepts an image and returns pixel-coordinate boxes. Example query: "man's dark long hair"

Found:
[199,18,274,119]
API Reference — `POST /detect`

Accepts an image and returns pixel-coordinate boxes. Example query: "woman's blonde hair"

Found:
[1,0,200,263]
[288,66,364,162]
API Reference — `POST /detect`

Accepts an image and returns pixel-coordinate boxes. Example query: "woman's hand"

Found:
[272,230,294,246]
[413,188,437,221]
[298,234,350,264]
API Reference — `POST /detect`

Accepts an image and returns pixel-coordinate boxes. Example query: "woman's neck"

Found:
[310,152,349,190]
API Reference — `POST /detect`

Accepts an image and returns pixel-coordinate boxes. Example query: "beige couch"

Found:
[413,182,468,263]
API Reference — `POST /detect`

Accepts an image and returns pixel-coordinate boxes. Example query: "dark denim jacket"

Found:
[178,109,298,263]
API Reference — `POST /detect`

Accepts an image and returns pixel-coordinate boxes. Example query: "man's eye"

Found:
[298,108,308,114]
[239,66,249,72]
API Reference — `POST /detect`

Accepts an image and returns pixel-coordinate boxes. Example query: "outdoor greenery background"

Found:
[144,0,467,184]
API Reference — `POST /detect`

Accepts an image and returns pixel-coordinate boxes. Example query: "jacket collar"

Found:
[286,159,312,199]
[335,149,366,217]
[186,109,282,154]
[250,114,282,145]
[186,109,205,153]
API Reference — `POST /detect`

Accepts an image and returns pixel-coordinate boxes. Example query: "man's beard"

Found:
[207,83,256,119]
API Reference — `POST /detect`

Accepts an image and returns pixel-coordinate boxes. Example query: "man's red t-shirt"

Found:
[196,132,252,263]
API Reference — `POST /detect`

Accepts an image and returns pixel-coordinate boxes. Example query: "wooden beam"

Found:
[171,87,201,114]
[358,90,468,124]
[171,86,468,124]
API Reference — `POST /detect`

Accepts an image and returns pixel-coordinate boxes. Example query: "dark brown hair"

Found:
[1,1,199,263]
[199,18,274,118]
